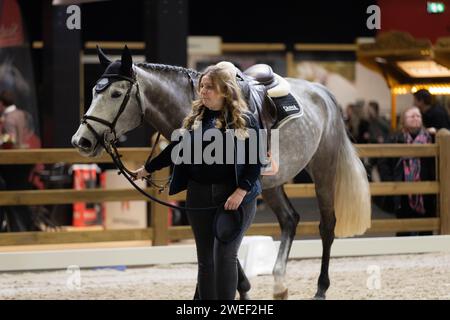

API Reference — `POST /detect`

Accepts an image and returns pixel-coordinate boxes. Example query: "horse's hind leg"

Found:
[307,162,336,300]
[262,185,300,300]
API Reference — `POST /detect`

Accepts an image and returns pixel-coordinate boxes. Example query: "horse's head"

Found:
[71,45,143,157]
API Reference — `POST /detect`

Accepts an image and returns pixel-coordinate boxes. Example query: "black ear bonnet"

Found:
[95,61,134,93]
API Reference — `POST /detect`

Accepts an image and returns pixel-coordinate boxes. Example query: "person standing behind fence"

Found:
[413,89,450,139]
[0,90,37,149]
[366,101,390,144]
[366,101,390,181]
[378,106,436,236]
[0,90,40,231]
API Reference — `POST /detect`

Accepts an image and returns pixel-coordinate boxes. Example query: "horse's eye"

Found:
[111,91,122,98]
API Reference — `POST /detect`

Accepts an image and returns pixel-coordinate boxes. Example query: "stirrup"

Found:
[261,151,279,176]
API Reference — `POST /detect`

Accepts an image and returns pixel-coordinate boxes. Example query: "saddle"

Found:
[240,63,294,124]
[215,61,299,175]
[237,64,293,175]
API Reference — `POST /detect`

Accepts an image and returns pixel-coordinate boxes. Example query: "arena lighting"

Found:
[392,84,450,95]
[374,57,387,64]
[396,60,450,78]
[427,2,445,13]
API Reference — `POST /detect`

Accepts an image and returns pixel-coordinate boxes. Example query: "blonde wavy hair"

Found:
[182,64,249,139]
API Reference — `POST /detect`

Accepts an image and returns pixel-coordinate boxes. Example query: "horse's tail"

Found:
[334,128,372,237]
[313,84,371,237]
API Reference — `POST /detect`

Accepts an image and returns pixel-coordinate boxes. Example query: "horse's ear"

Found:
[97,45,112,68]
[121,45,133,75]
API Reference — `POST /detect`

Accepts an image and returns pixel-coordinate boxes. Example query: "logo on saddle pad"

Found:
[282,105,299,112]
[271,93,303,125]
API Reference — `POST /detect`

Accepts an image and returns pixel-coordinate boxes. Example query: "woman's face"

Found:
[199,75,224,111]
[403,107,422,131]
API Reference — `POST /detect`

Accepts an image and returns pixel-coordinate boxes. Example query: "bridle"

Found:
[82,73,143,146]
[80,70,222,211]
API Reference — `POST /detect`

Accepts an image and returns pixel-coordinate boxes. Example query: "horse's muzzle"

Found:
[72,135,94,154]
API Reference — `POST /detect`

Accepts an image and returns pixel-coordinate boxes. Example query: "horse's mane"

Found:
[136,63,200,78]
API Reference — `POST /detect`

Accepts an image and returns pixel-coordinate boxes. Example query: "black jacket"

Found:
[145,111,262,205]
[377,131,436,214]
[422,105,450,132]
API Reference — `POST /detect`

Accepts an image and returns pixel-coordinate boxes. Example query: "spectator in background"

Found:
[365,101,391,181]
[343,103,354,139]
[378,106,436,236]
[0,90,39,231]
[366,101,390,144]
[344,102,370,143]
[364,101,389,176]
[0,90,40,149]
[413,89,450,139]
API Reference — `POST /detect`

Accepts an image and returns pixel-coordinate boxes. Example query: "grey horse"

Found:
[72,46,371,300]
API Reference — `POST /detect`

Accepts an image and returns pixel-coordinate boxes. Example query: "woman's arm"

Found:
[237,113,262,192]
[224,114,261,210]
[238,155,261,191]
[144,140,178,173]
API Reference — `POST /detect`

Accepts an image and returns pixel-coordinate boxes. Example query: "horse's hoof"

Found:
[239,292,250,300]
[313,292,326,300]
[273,288,288,300]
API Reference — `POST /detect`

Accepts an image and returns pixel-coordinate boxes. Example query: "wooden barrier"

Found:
[437,130,450,234]
[0,148,151,164]
[0,181,439,206]
[0,132,449,247]
[0,218,440,247]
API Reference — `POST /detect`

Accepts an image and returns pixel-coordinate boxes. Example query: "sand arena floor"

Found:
[1,252,449,300]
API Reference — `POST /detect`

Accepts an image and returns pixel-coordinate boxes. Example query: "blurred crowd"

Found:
[343,89,450,236]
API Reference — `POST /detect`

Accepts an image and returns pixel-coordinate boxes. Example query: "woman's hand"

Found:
[224,188,247,210]
[131,166,150,181]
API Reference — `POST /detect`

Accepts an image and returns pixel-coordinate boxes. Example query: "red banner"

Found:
[0,0,24,48]
[72,164,103,227]
[379,0,450,43]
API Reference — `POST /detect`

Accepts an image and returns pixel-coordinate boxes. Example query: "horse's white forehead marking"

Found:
[112,81,128,90]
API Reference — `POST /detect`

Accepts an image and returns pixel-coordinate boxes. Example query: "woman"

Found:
[378,106,436,236]
[133,64,262,299]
